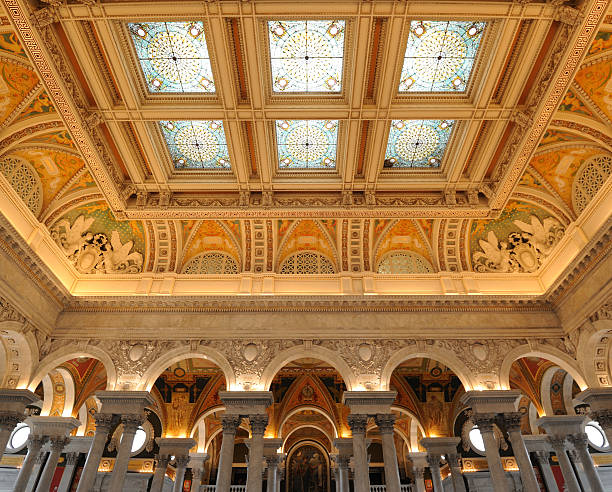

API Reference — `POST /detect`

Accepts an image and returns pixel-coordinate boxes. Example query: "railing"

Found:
[369,486,415,492]
[201,487,246,492]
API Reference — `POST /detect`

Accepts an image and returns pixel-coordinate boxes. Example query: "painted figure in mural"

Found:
[289,445,327,492]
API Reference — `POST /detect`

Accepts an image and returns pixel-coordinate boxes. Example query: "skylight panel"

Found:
[129,22,215,93]
[385,120,454,168]
[160,121,230,169]
[276,120,338,169]
[268,20,345,93]
[399,21,486,92]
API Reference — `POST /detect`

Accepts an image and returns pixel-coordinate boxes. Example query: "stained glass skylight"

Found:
[385,120,454,168]
[160,121,230,169]
[276,120,338,169]
[128,22,215,93]
[399,21,486,92]
[268,20,345,93]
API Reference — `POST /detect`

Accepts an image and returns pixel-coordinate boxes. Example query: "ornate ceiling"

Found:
[0,0,610,297]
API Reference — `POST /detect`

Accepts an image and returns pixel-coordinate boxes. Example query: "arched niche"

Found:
[260,345,357,391]
[0,321,36,389]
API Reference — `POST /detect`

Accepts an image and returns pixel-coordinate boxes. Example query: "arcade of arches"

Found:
[1,0,612,491]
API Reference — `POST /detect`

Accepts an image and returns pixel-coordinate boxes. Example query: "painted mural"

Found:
[0,61,39,124]
[574,59,612,121]
[278,220,337,268]
[557,87,595,117]
[180,220,240,268]
[287,444,329,492]
[375,220,433,266]
[13,89,55,122]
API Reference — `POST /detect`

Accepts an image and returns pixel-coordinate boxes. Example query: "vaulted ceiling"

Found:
[0,0,610,297]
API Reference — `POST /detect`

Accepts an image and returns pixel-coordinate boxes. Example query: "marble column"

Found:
[0,389,37,456]
[502,412,539,492]
[108,414,144,491]
[216,415,241,492]
[150,454,170,492]
[173,455,191,492]
[408,452,427,492]
[24,449,47,492]
[347,414,370,492]
[569,433,605,492]
[35,437,70,492]
[426,454,443,492]
[577,388,612,447]
[75,413,116,492]
[332,438,353,492]
[532,450,559,492]
[265,453,283,492]
[547,437,580,492]
[57,452,79,492]
[246,414,268,492]
[420,437,465,492]
[13,435,46,492]
[473,414,510,492]
[374,414,401,492]
[189,453,209,492]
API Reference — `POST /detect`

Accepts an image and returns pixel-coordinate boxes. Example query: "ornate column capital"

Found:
[568,433,589,450]
[334,454,350,469]
[156,454,171,467]
[413,466,425,479]
[65,452,79,466]
[93,413,117,433]
[347,414,368,435]
[534,450,550,463]
[501,411,523,433]
[592,409,612,429]
[249,414,269,435]
[426,454,441,468]
[374,413,396,434]
[547,436,567,450]
[175,455,191,467]
[221,415,241,434]
[120,414,144,432]
[472,413,497,431]
[49,436,70,453]
[0,412,24,429]
[27,435,47,450]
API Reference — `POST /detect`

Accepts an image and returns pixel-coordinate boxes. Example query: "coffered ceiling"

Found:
[0,0,610,297]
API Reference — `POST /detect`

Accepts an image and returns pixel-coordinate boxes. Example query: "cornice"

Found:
[0,214,69,307]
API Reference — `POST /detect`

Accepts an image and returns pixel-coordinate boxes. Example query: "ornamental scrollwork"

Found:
[473,215,565,273]
[50,215,143,274]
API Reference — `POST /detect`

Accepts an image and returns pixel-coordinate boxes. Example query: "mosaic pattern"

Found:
[268,20,345,92]
[160,121,230,169]
[385,120,454,168]
[276,120,338,169]
[128,22,215,93]
[399,21,486,92]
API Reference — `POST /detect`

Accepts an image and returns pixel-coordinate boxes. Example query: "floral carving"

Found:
[473,216,564,273]
[50,215,143,274]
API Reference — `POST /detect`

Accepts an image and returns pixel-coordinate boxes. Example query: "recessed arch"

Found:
[577,317,612,387]
[279,405,339,439]
[0,322,34,389]
[140,347,235,392]
[381,347,476,391]
[28,345,117,391]
[499,344,587,391]
[282,424,333,452]
[260,345,357,391]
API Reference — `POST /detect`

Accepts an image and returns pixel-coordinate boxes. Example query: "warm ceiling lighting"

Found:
[384,120,454,168]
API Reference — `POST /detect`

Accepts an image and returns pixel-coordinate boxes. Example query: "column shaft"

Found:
[569,434,605,492]
[191,467,203,492]
[474,415,510,492]
[504,414,539,492]
[108,415,143,492]
[216,415,240,492]
[25,451,47,492]
[533,451,559,492]
[375,414,401,492]
[150,455,170,492]
[75,413,115,492]
[447,453,466,492]
[426,455,443,492]
[35,437,69,492]
[333,456,350,492]
[348,415,370,492]
[548,439,580,492]
[266,456,281,492]
[413,467,426,492]
[57,452,79,492]
[592,411,612,451]
[173,456,190,492]
[13,436,46,492]
[246,415,268,492]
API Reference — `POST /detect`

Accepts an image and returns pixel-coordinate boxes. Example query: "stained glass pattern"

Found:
[385,120,454,168]
[399,21,486,92]
[268,20,345,93]
[160,121,230,169]
[128,22,215,93]
[276,120,338,169]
